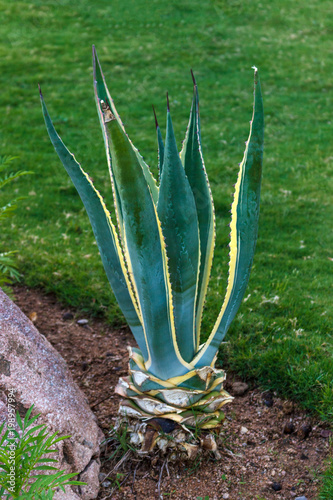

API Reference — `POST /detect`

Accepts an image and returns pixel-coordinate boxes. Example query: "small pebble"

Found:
[271,482,282,491]
[223,494,229,499]
[231,381,249,396]
[240,426,248,434]
[283,421,295,434]
[102,480,111,487]
[262,391,273,404]
[99,473,107,482]
[62,312,74,320]
[295,497,308,500]
[77,319,89,326]
[320,429,332,438]
[262,391,274,407]
[298,423,312,439]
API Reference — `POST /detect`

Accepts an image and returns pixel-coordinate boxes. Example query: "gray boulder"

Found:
[0,288,103,499]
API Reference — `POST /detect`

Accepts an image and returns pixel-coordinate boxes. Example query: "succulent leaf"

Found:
[180,75,215,349]
[39,91,148,358]
[194,68,264,368]
[92,46,159,204]
[115,348,233,429]
[104,113,192,378]
[157,109,200,363]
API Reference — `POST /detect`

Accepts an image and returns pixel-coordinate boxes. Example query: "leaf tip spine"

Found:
[190,69,197,87]
[38,83,43,99]
[152,104,159,129]
[166,92,170,112]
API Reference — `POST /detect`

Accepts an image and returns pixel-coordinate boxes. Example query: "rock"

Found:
[0,288,103,499]
[295,497,308,500]
[77,319,89,326]
[240,426,249,434]
[283,421,295,434]
[102,481,111,488]
[231,381,249,396]
[320,429,332,438]
[54,486,80,499]
[80,460,101,499]
[262,391,274,407]
[223,494,229,499]
[298,423,312,440]
[63,312,74,320]
[271,482,282,491]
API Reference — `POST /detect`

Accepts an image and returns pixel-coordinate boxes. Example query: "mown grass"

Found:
[319,452,333,499]
[0,0,332,486]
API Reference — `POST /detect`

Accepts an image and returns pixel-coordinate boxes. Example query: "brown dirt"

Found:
[12,285,331,500]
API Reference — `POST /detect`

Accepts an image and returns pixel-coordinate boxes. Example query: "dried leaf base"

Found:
[114,348,233,460]
[115,416,227,462]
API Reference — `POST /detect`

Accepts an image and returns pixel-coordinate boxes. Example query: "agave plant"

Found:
[40,48,264,430]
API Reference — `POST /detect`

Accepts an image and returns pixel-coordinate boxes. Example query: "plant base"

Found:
[113,415,223,461]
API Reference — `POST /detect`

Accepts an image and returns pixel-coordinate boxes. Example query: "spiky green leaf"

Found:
[92,46,158,206]
[39,90,147,359]
[180,75,215,349]
[157,109,200,362]
[104,114,192,379]
[194,68,264,368]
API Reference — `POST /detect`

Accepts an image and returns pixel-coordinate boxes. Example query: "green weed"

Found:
[0,405,85,499]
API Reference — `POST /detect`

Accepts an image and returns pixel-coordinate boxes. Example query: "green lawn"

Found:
[1,0,332,459]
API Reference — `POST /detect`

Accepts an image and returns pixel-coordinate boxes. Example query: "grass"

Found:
[319,455,333,499]
[0,0,332,490]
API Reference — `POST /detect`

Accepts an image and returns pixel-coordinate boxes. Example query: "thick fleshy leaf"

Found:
[180,75,215,349]
[127,347,227,392]
[92,46,159,207]
[157,109,200,362]
[39,90,147,359]
[194,68,264,368]
[104,110,193,379]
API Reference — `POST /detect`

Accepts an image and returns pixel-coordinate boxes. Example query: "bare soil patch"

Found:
[12,285,331,500]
